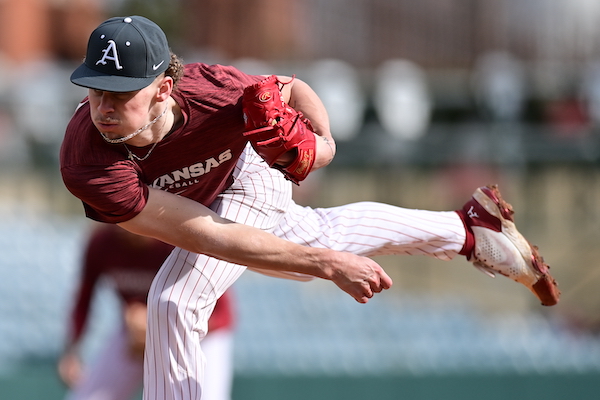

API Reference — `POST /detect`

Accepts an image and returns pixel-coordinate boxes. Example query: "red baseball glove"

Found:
[242,75,316,184]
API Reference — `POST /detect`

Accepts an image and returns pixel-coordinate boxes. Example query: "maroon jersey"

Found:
[60,63,261,224]
[68,224,234,343]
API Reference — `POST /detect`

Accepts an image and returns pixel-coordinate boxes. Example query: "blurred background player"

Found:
[57,223,235,400]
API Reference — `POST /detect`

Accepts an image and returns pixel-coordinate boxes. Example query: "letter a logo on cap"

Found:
[96,40,123,70]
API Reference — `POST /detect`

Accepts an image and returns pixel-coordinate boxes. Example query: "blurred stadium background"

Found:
[2,0,600,399]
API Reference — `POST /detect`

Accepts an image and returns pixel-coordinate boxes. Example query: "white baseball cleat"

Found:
[459,185,560,306]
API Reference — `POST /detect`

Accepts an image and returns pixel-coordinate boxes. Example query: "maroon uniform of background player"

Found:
[58,224,235,400]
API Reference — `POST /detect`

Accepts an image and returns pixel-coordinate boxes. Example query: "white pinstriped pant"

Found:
[143,144,466,400]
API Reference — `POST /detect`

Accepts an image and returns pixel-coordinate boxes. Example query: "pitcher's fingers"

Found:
[370,268,393,292]
[380,272,393,290]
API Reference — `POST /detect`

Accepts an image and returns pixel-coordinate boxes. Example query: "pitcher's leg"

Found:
[143,249,245,400]
[274,201,466,260]
[276,186,559,306]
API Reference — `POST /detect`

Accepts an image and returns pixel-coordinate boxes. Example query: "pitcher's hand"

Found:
[328,252,393,303]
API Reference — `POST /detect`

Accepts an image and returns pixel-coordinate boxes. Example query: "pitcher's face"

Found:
[88,75,170,143]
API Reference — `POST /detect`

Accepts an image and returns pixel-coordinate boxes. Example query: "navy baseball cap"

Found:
[70,16,170,92]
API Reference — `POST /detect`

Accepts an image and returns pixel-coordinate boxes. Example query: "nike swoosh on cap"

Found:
[153,60,165,70]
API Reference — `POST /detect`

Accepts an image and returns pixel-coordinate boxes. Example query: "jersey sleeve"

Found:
[61,162,149,223]
[66,228,105,345]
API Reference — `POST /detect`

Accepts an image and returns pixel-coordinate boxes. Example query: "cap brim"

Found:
[70,63,157,92]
